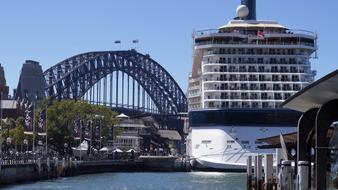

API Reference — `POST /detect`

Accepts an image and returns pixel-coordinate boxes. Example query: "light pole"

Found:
[0,91,3,171]
[64,142,68,158]
[23,139,28,152]
[38,140,43,157]
[6,137,12,154]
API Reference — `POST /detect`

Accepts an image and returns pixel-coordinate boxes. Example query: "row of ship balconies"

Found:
[204,101,283,109]
[203,75,313,83]
[203,67,311,74]
[204,92,292,101]
[203,59,309,65]
[205,48,308,56]
[204,84,301,92]
[195,40,316,48]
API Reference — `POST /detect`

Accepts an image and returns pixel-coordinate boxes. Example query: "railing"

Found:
[194,29,316,38]
[196,41,316,47]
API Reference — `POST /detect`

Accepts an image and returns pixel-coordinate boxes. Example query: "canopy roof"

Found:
[283,69,338,112]
[116,113,129,119]
[257,129,334,149]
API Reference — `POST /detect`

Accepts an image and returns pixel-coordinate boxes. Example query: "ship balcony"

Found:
[195,42,317,51]
[194,29,316,39]
[188,85,201,90]
[203,98,282,102]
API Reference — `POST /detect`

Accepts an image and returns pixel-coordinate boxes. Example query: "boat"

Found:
[186,0,317,171]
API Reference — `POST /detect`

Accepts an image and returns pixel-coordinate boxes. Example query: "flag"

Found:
[114,40,121,44]
[94,124,101,141]
[257,31,265,39]
[108,125,114,142]
[24,106,33,135]
[37,109,47,136]
[73,118,81,140]
[84,121,92,141]
[132,39,139,43]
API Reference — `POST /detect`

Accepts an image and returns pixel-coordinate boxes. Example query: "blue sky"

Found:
[0,0,337,95]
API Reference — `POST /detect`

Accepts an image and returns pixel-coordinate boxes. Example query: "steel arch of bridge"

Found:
[43,50,187,115]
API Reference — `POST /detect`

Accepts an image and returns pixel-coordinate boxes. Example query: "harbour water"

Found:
[3,172,246,190]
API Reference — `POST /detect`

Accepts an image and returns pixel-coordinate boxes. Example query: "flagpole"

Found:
[45,105,48,156]
[32,101,35,155]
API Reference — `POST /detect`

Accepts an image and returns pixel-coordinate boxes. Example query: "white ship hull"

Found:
[187,126,294,172]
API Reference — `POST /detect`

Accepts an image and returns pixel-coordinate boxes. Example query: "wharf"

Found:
[0,156,191,186]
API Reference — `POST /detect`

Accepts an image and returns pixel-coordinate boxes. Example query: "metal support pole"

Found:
[254,156,258,190]
[137,83,140,110]
[127,75,130,108]
[132,79,135,109]
[256,155,263,190]
[32,100,36,155]
[116,71,119,107]
[122,72,124,107]
[110,73,113,107]
[104,76,107,106]
[0,92,2,173]
[45,105,48,156]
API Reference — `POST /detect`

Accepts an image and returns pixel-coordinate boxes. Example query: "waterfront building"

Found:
[0,63,9,99]
[187,0,317,171]
[114,114,181,155]
[15,60,45,101]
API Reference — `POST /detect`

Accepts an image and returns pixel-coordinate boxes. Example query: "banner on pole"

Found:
[37,109,47,136]
[73,118,81,140]
[108,125,114,142]
[84,121,92,141]
[94,123,101,141]
[24,103,33,135]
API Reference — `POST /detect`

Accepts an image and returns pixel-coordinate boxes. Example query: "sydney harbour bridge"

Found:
[42,49,188,130]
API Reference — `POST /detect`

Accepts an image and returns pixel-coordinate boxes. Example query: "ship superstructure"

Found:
[188,1,317,110]
[187,0,317,171]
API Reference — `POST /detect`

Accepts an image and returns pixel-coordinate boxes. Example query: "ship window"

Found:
[195,144,200,149]
[227,145,232,149]
[227,140,235,144]
[201,140,212,144]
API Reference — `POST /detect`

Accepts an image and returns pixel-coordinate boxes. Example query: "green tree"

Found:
[43,99,119,153]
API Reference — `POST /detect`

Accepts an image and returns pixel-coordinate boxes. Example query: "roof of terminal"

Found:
[282,69,338,112]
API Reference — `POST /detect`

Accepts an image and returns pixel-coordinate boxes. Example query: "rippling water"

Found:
[4,172,246,190]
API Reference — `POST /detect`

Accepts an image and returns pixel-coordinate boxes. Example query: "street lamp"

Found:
[38,140,43,156]
[23,139,28,152]
[64,142,68,156]
[6,137,12,154]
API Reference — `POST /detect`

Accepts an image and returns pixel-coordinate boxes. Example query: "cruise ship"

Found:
[186,0,317,171]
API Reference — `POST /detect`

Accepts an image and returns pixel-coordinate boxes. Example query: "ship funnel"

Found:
[240,0,256,20]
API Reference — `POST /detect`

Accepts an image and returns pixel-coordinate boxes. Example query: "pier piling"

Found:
[264,154,273,190]
[247,156,252,190]
[297,161,309,190]
[280,160,293,190]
